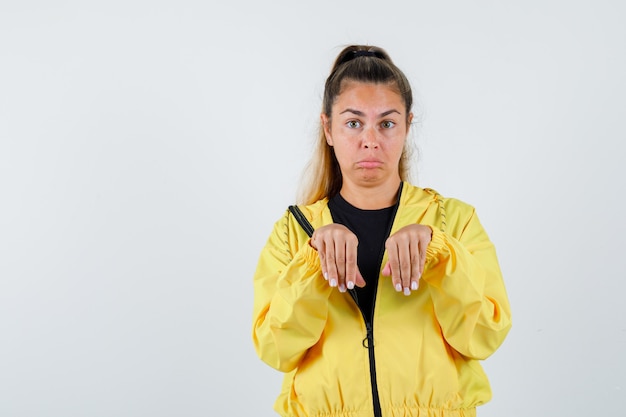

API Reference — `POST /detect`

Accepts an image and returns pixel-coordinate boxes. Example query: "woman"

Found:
[252,45,511,417]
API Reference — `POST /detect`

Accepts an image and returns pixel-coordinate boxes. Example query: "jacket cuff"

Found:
[426,228,447,265]
[304,241,321,267]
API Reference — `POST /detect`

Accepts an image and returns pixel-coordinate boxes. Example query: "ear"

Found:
[407,112,414,129]
[321,113,333,146]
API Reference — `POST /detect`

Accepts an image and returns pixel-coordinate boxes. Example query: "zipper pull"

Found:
[362,322,374,348]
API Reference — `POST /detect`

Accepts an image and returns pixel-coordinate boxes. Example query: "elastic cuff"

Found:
[426,228,447,264]
[302,242,322,271]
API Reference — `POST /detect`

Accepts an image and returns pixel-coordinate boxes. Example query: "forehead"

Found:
[333,81,404,113]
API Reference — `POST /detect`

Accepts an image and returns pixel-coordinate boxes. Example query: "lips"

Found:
[356,159,383,169]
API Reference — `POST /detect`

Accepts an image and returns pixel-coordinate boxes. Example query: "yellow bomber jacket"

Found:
[252,183,512,417]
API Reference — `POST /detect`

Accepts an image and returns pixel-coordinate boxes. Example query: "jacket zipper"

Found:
[349,287,382,417]
[350,251,387,417]
[365,301,383,417]
[349,289,382,417]
[349,183,403,417]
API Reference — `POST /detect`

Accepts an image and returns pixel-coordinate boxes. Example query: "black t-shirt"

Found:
[328,193,398,323]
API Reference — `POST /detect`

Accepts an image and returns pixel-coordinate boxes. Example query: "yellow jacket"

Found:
[252,183,512,417]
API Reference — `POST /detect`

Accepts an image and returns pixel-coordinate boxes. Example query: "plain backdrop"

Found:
[1,1,625,416]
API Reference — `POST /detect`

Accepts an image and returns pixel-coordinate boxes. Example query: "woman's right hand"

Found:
[310,224,366,292]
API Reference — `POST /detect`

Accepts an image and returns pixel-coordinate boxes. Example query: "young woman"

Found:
[252,45,511,417]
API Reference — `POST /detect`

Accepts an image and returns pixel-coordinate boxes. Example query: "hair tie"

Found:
[352,50,378,58]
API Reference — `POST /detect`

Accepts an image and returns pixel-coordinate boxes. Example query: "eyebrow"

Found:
[339,108,402,117]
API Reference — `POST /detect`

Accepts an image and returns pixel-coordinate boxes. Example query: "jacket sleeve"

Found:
[251,212,333,372]
[422,203,512,360]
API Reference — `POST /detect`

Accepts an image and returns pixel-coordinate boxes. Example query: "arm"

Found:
[423,204,512,360]
[251,212,333,372]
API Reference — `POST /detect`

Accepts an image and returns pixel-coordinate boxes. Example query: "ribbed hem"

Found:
[278,406,477,417]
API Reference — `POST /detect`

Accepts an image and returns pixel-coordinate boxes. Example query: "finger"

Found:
[324,239,340,289]
[381,261,391,277]
[418,236,427,279]
[409,238,421,292]
[333,238,347,292]
[398,240,412,295]
[344,237,358,290]
[355,270,366,288]
[385,241,403,293]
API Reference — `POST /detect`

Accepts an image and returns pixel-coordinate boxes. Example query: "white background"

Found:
[1,1,625,416]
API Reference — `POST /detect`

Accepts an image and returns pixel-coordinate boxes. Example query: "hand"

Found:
[310,224,366,293]
[382,224,432,295]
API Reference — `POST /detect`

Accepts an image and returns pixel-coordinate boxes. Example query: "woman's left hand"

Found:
[382,224,432,295]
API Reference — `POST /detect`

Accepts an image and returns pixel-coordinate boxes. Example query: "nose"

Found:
[362,127,380,149]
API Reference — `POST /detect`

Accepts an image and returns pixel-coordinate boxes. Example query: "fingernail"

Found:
[330,279,337,287]
[395,283,402,292]
[411,281,418,290]
[403,287,411,296]
[323,272,328,280]
[347,281,354,290]
[339,283,346,293]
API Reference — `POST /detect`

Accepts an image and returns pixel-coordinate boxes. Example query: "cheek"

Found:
[386,137,407,157]
[331,140,355,164]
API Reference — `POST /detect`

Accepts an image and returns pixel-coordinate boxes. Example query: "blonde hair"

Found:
[298,45,414,205]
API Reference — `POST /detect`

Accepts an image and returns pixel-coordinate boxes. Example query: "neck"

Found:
[339,180,402,210]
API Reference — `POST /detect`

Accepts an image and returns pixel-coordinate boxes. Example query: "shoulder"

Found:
[268,199,330,249]
[402,183,478,235]
[402,182,475,214]
[290,198,331,230]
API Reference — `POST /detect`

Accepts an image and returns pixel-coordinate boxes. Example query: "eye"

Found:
[347,120,361,129]
[381,120,396,129]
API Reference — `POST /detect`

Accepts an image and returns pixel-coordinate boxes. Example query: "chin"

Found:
[358,175,384,185]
